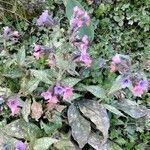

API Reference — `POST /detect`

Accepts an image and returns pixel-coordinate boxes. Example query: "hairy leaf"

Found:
[22,99,31,122]
[33,137,58,150]
[68,104,91,148]
[84,85,106,99]
[78,100,110,144]
[17,46,26,66]
[113,100,148,119]
[62,77,81,87]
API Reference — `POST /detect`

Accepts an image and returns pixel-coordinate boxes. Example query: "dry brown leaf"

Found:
[86,0,94,5]
[31,100,43,121]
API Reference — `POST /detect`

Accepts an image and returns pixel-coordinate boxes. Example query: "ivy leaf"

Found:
[54,140,76,150]
[2,119,42,141]
[78,100,110,144]
[16,46,26,66]
[31,100,43,121]
[68,104,91,148]
[33,137,58,150]
[62,77,81,87]
[30,69,52,84]
[64,0,94,41]
[103,104,126,117]
[22,99,31,122]
[113,100,148,119]
[84,85,106,99]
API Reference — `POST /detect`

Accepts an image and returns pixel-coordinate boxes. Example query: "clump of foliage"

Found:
[0,0,150,150]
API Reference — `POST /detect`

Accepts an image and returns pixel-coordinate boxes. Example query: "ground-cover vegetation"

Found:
[0,0,150,149]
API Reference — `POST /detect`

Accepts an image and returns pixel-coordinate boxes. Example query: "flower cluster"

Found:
[37,10,58,27]
[111,54,148,97]
[70,6,90,32]
[7,98,21,116]
[41,85,73,105]
[3,26,19,41]
[110,54,131,74]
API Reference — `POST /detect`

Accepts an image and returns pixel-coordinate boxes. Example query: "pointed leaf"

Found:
[78,100,110,144]
[33,137,58,150]
[62,77,81,87]
[113,100,148,119]
[68,104,91,148]
[103,104,125,117]
[22,99,31,122]
[17,46,26,66]
[30,69,52,84]
[84,85,106,99]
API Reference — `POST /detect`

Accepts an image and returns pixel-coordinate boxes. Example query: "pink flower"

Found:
[83,13,90,26]
[82,35,89,45]
[112,54,121,64]
[132,86,143,97]
[110,62,117,72]
[12,31,19,37]
[63,87,73,100]
[41,91,58,104]
[80,52,92,67]
[33,44,42,59]
[7,98,21,116]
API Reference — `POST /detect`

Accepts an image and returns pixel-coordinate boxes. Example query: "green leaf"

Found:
[30,69,52,84]
[54,140,76,150]
[23,78,40,94]
[96,3,105,18]
[22,99,31,122]
[67,93,81,102]
[84,85,106,99]
[17,46,26,66]
[103,104,125,117]
[3,119,42,141]
[109,75,122,94]
[62,77,81,87]
[68,104,91,148]
[33,137,58,150]
[78,100,110,144]
[65,0,94,41]
[0,87,11,97]
[113,100,149,119]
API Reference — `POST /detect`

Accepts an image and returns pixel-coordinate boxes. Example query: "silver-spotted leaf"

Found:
[33,137,58,150]
[54,140,76,150]
[62,77,81,87]
[84,85,106,99]
[78,100,110,144]
[113,100,148,119]
[22,99,31,122]
[68,104,91,148]
[3,119,42,141]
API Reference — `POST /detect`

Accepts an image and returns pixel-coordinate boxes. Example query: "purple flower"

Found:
[3,26,11,36]
[41,91,52,100]
[120,78,130,88]
[54,85,64,95]
[63,87,73,100]
[138,80,148,91]
[7,98,21,116]
[15,140,26,150]
[37,10,49,26]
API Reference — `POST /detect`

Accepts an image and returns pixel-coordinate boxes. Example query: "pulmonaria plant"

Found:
[15,140,26,150]
[110,54,148,97]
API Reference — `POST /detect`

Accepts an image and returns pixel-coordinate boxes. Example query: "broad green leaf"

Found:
[65,0,94,41]
[78,100,110,144]
[96,3,105,18]
[103,104,125,117]
[30,69,52,84]
[17,46,26,66]
[54,140,76,150]
[109,75,122,94]
[62,77,81,87]
[68,104,91,148]
[0,87,11,97]
[22,99,31,122]
[23,78,40,94]
[67,93,81,102]
[3,119,42,141]
[33,137,58,150]
[113,100,149,119]
[84,85,106,99]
